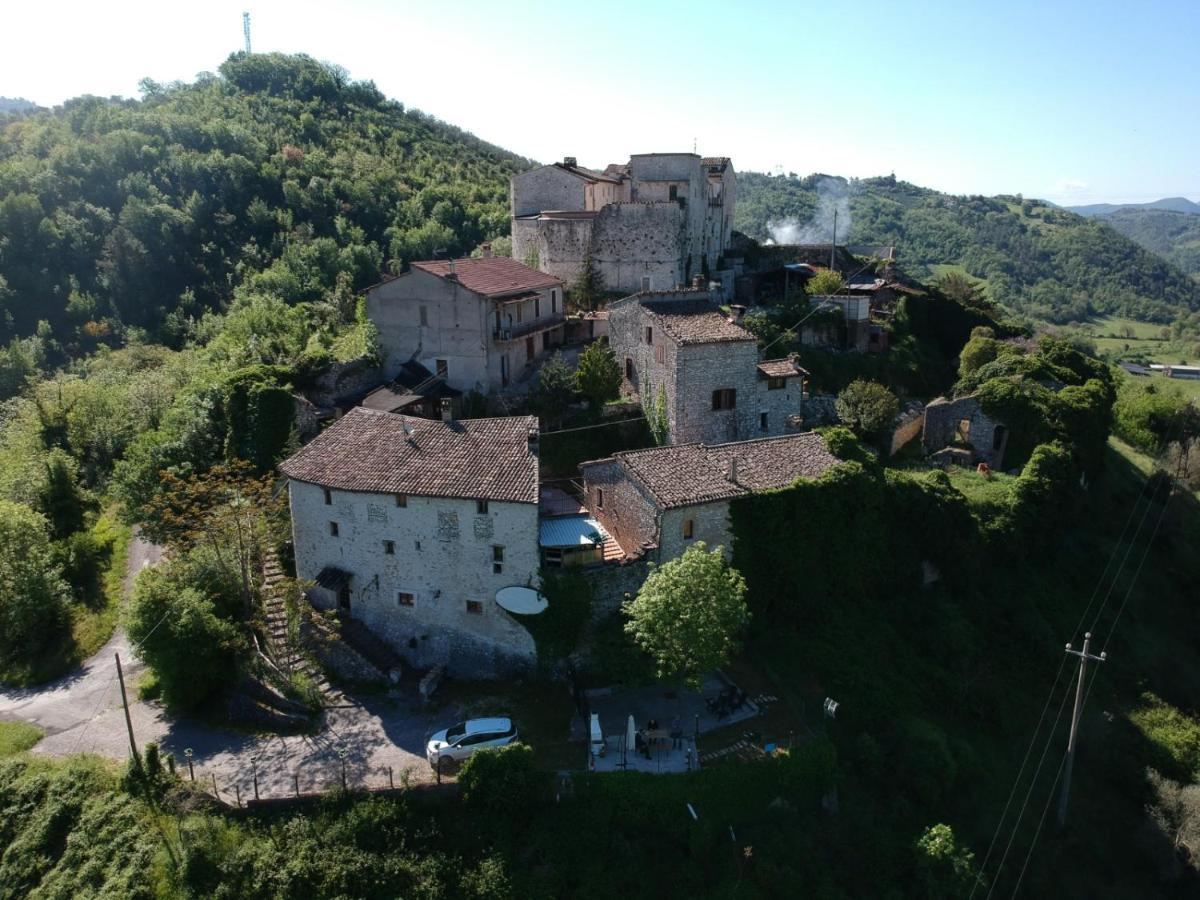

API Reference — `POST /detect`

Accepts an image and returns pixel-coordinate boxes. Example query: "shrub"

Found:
[458,743,545,820]
[0,500,71,680]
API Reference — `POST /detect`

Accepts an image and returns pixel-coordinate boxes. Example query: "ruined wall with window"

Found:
[921,394,1008,468]
[578,459,660,559]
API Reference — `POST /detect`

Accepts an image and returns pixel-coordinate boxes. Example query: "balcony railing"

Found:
[493,313,566,341]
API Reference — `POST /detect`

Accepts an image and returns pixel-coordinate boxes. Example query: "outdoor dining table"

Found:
[645,728,671,750]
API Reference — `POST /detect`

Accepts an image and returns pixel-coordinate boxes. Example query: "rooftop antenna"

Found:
[243,12,252,54]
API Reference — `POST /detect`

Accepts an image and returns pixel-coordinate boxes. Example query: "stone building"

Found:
[607,289,806,444]
[279,407,542,677]
[364,256,566,394]
[511,154,736,295]
[922,394,1009,468]
[580,433,840,563]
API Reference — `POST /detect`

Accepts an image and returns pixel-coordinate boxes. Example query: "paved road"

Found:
[0,532,445,797]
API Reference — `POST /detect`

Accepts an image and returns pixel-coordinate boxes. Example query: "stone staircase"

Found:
[262,551,350,708]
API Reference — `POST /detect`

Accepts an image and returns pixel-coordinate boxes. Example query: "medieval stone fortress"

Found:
[281,150,996,677]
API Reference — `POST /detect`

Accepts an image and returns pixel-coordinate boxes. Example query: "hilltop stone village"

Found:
[280,152,1013,679]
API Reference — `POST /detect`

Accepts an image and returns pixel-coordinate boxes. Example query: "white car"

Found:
[426,717,518,773]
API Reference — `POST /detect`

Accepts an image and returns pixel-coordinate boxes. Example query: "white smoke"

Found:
[766,176,852,246]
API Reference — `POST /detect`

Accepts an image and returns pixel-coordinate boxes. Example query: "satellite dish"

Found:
[495,585,548,616]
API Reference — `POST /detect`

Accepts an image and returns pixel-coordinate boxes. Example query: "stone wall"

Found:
[579,458,660,558]
[289,480,538,678]
[921,394,1008,468]
[511,165,587,217]
[658,501,734,563]
[803,393,840,428]
[305,358,385,407]
[889,402,926,456]
[585,558,653,617]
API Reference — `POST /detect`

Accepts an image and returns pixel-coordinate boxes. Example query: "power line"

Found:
[539,415,647,437]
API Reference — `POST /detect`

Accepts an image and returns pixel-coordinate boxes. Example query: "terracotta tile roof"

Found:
[584,433,839,509]
[280,408,539,504]
[757,358,809,379]
[701,156,731,170]
[410,258,561,298]
[640,297,754,345]
[555,161,623,184]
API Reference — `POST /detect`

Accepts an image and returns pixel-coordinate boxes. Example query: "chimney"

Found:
[563,156,577,167]
[440,397,453,422]
[692,273,705,289]
[446,259,457,280]
[527,426,540,454]
[481,242,493,258]
[730,304,747,322]
[727,457,738,484]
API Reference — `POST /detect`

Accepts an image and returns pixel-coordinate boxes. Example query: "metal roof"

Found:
[539,514,611,548]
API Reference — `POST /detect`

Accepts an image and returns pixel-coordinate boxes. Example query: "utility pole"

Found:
[114,653,138,763]
[830,208,838,270]
[243,12,252,54]
[1057,632,1106,827]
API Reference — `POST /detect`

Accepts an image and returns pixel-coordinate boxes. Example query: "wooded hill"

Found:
[0,53,529,349]
[735,172,1200,324]
[1094,208,1200,282]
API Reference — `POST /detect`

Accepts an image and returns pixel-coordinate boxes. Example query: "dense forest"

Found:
[0,52,527,352]
[1099,208,1200,281]
[735,172,1200,324]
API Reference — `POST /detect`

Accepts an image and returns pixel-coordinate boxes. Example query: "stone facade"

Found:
[289,480,538,678]
[511,154,736,295]
[364,259,566,394]
[889,402,926,456]
[922,394,1009,468]
[607,290,805,445]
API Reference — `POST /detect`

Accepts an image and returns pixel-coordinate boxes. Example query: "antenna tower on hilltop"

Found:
[243,12,252,54]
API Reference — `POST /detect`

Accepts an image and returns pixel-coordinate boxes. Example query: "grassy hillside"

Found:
[0,53,530,348]
[736,172,1200,324]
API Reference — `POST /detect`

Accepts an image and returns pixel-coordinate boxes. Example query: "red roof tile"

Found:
[410,258,562,298]
[280,408,539,504]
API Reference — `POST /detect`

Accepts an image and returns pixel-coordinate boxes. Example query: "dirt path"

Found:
[0,532,442,797]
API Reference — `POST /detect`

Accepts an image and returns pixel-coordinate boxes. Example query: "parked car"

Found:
[426,717,518,773]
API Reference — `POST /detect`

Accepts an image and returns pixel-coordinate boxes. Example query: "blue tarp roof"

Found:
[539,514,610,548]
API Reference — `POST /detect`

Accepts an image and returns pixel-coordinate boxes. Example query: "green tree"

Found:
[914,823,978,898]
[575,342,622,410]
[935,271,992,312]
[125,567,243,710]
[457,742,544,821]
[571,251,604,310]
[624,542,749,689]
[0,501,70,678]
[835,379,900,443]
[37,449,87,540]
[806,269,844,296]
[530,352,576,429]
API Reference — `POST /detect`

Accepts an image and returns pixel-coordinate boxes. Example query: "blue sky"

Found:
[3,0,1197,204]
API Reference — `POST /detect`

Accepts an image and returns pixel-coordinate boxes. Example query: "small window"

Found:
[535,297,541,318]
[477,499,490,515]
[551,289,558,313]
[466,599,484,615]
[767,377,787,390]
[625,358,633,380]
[955,418,972,443]
[596,488,604,510]
[323,487,332,505]
[383,540,395,555]
[398,591,414,607]
[436,359,448,377]
[669,184,678,201]
[655,344,665,364]
[644,326,653,345]
[760,412,769,433]
[329,521,339,537]
[712,388,737,411]
[493,546,504,562]
[683,519,694,539]
[395,494,408,507]
[415,540,421,551]
[516,304,523,324]
[419,305,428,327]
[641,276,652,292]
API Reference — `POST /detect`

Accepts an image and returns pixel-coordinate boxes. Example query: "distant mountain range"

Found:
[1066,197,1200,217]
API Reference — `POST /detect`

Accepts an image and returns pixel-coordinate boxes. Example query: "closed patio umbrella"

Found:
[626,715,637,759]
